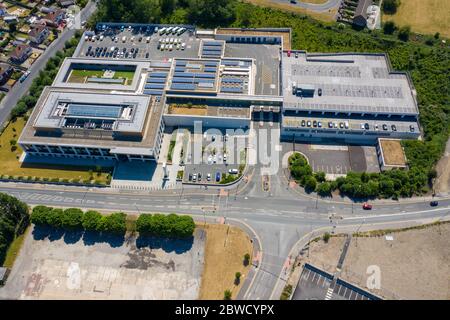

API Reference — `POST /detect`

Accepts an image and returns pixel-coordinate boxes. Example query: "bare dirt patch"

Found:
[306,223,450,299]
[379,139,406,166]
[434,138,450,195]
[198,223,253,300]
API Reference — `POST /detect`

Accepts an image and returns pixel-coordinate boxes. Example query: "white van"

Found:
[122,36,126,43]
[159,27,166,35]
[146,36,150,43]
[172,27,179,34]
[177,28,186,35]
[228,169,239,175]
[166,27,173,34]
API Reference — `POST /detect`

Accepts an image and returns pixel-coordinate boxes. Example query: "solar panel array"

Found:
[291,65,361,78]
[144,70,169,96]
[170,59,218,91]
[320,84,403,99]
[66,104,122,119]
[201,41,224,58]
[284,101,411,114]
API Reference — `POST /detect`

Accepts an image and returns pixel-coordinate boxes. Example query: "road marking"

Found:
[325,288,333,300]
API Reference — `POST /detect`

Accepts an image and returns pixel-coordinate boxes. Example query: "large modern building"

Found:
[18,23,420,163]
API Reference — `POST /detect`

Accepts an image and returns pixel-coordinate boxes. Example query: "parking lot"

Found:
[283,143,380,175]
[182,129,248,185]
[292,264,379,300]
[0,227,205,300]
[76,24,201,61]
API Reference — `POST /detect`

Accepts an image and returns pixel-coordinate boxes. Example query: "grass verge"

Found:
[2,226,30,268]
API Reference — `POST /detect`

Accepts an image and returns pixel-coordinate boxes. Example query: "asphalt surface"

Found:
[0,1,97,129]
[274,0,342,12]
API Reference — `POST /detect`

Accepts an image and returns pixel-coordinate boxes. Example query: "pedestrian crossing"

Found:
[325,288,334,300]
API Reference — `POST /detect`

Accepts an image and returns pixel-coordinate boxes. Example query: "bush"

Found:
[317,182,332,196]
[280,284,293,300]
[323,232,331,243]
[304,176,317,192]
[244,253,251,266]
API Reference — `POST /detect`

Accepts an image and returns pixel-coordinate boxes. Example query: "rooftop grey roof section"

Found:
[282,52,419,116]
[33,89,151,134]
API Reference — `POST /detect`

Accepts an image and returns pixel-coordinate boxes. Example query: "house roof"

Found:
[0,62,12,73]
[355,0,373,18]
[11,44,31,59]
[44,9,65,23]
[29,24,47,38]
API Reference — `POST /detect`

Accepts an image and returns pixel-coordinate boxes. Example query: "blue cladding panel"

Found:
[175,61,187,66]
[174,72,195,77]
[222,60,239,66]
[204,62,218,67]
[204,68,217,73]
[174,67,186,72]
[195,73,215,78]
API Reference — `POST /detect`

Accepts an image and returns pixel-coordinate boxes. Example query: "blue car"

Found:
[215,172,221,182]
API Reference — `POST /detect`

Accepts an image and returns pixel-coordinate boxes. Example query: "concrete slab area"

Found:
[0,227,205,300]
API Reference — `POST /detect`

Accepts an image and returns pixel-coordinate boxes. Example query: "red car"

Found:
[362,203,373,210]
[287,50,291,57]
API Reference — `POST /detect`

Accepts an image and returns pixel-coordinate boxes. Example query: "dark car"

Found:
[318,88,322,96]
[409,125,415,132]
[382,124,388,131]
[391,124,397,131]
[215,172,221,182]
[313,120,317,127]
[301,120,306,127]
[364,123,370,130]
[188,173,193,181]
[328,122,333,128]
[430,201,438,207]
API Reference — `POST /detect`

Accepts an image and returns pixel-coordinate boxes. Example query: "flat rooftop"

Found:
[379,138,407,166]
[282,52,419,116]
[282,116,419,135]
[216,27,291,50]
[19,88,163,155]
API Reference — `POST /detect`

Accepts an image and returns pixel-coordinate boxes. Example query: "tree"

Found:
[224,289,232,300]
[317,182,332,196]
[243,253,251,266]
[382,0,400,14]
[383,21,396,35]
[30,205,52,226]
[314,171,326,183]
[82,210,103,231]
[235,272,241,285]
[323,232,330,243]
[398,26,411,42]
[304,176,317,192]
[101,212,127,235]
[47,208,64,228]
[61,208,84,229]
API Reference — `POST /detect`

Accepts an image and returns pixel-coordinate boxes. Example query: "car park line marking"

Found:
[325,288,334,300]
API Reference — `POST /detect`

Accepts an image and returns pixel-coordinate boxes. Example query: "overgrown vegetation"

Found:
[280,284,293,300]
[0,193,30,265]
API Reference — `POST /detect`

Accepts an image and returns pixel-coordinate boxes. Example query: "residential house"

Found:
[42,9,65,27]
[0,63,13,85]
[10,44,32,64]
[29,24,50,45]
[353,0,374,28]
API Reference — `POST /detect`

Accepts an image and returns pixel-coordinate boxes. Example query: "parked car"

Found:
[228,168,239,174]
[362,203,373,210]
[207,173,211,181]
[430,201,438,207]
[215,172,221,182]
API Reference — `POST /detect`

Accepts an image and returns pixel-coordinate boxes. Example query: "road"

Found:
[0,1,97,128]
[272,0,342,12]
[1,179,448,300]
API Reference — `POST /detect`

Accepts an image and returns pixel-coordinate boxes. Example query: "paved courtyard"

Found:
[0,227,205,300]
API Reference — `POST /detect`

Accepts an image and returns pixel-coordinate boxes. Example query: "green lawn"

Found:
[2,226,29,268]
[68,69,135,85]
[0,118,112,183]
